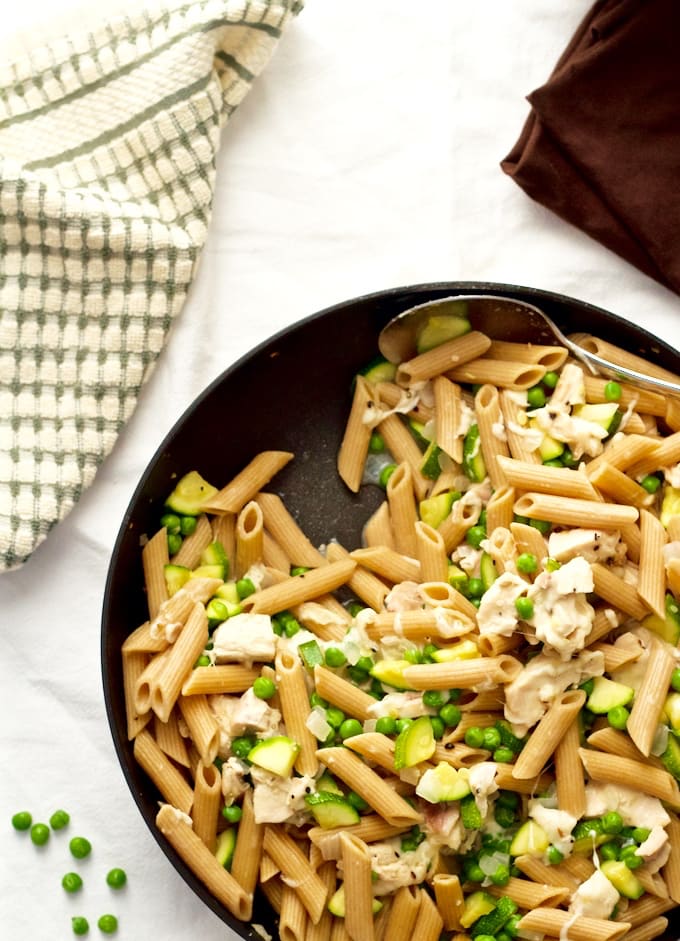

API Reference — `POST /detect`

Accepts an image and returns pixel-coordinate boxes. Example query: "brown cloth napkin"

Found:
[501,0,680,295]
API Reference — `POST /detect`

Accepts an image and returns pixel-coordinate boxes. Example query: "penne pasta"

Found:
[433,375,465,462]
[230,790,264,900]
[339,833,375,941]
[142,527,170,619]
[362,499,395,549]
[487,339,568,370]
[402,655,522,690]
[474,384,510,489]
[386,462,418,558]
[514,491,638,528]
[192,762,222,853]
[133,729,194,816]
[255,491,326,567]
[202,451,294,514]
[396,331,491,385]
[626,637,676,756]
[242,559,356,615]
[447,357,546,390]
[262,826,328,924]
[234,500,264,578]
[275,649,318,777]
[497,455,599,500]
[337,375,375,493]
[512,688,585,779]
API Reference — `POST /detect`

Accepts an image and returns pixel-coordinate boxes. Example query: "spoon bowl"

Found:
[378,293,680,397]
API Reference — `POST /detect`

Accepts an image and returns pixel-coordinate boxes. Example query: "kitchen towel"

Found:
[0,0,303,572]
[501,0,680,297]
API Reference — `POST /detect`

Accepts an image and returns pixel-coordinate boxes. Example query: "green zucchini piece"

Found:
[165,471,218,516]
[328,884,383,918]
[664,692,680,731]
[164,563,191,597]
[572,402,620,432]
[305,793,360,829]
[642,593,680,645]
[494,719,526,754]
[600,860,645,900]
[299,639,324,669]
[190,563,226,580]
[661,486,680,528]
[460,793,482,829]
[470,896,517,938]
[200,540,229,574]
[393,715,435,770]
[215,828,236,870]
[415,764,471,803]
[432,639,480,662]
[586,676,634,715]
[316,772,344,796]
[409,419,432,450]
[459,891,496,929]
[247,736,300,777]
[509,820,549,857]
[420,491,458,528]
[447,562,468,592]
[215,581,240,604]
[463,424,486,482]
[420,440,443,480]
[479,551,498,591]
[661,732,680,780]
[416,311,471,354]
[360,357,397,385]
[370,659,413,691]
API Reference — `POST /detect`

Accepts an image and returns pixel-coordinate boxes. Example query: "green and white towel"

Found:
[0,0,303,572]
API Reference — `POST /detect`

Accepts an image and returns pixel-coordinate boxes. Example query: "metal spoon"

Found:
[378,294,680,397]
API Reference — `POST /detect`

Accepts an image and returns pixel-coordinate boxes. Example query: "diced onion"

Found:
[306,706,332,741]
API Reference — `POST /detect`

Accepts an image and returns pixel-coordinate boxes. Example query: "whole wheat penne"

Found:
[374,380,434,423]
[433,375,464,462]
[182,664,260,696]
[376,413,430,500]
[509,520,548,569]
[192,762,222,852]
[234,500,264,578]
[142,527,170,619]
[481,526,516,574]
[241,559,356,615]
[432,873,464,931]
[122,620,168,654]
[486,485,516,533]
[616,895,676,927]
[589,461,654,508]
[414,520,449,582]
[591,562,649,621]
[586,727,665,770]
[211,513,235,572]
[627,637,676,756]
[591,641,642,673]
[474,384,510,488]
[326,542,390,610]
[122,650,151,739]
[148,577,221,643]
[396,331,491,385]
[344,733,396,773]
[276,649,318,777]
[488,877,569,909]
[340,833,375,941]
[316,748,422,828]
[172,513,213,568]
[513,689,585,779]
[662,812,680,904]
[438,491,482,553]
[349,546,420,584]
[554,715,586,818]
[230,790,264,899]
[497,455,599,500]
[255,491,326,567]
[279,884,308,941]
[313,665,377,721]
[156,803,251,920]
[154,710,190,767]
[261,876,283,914]
[263,827,328,924]
[178,694,219,767]
[202,451,294,514]
[517,908,630,941]
[629,430,680,478]
[494,763,554,794]
[668,557,680,598]
[403,655,522,690]
[578,748,680,806]
[570,334,680,385]
[307,816,408,860]
[415,886,444,941]
[556,853,595,883]
[513,854,579,891]
[583,375,667,417]
[383,886,420,941]
[363,500,395,549]
[587,605,624,644]
[499,389,541,463]
[447,358,546,390]
[666,398,680,432]
[514,492,637,528]
[134,729,194,815]
[263,530,291,573]
[291,600,347,642]
[638,509,667,618]
[337,375,375,493]
[621,918,670,941]
[587,433,662,479]
[305,861,335,941]
[477,632,521,658]
[386,462,418,557]
[487,339,568,370]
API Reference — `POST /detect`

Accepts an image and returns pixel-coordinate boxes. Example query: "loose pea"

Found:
[448,688,462,702]
[160,513,181,534]
[231,736,256,761]
[580,678,595,696]
[622,849,643,870]
[285,613,301,636]
[465,525,486,549]
[543,459,563,468]
[31,823,50,846]
[494,804,516,829]
[527,386,546,408]
[497,790,519,809]
[515,596,534,620]
[607,705,630,730]
[222,805,243,823]
[482,727,502,751]
[98,914,118,934]
[346,791,369,812]
[369,432,385,453]
[633,827,651,844]
[11,811,32,831]
[542,371,559,389]
[430,717,445,740]
[375,716,397,735]
[167,532,182,555]
[356,656,374,673]
[560,447,579,469]
[423,689,445,709]
[641,474,661,494]
[69,836,92,859]
[491,863,510,886]
[464,726,485,749]
[529,518,552,534]
[493,746,515,763]
[395,718,412,734]
[339,718,363,740]
[72,916,90,936]
[547,845,564,865]
[497,933,513,941]
[179,515,197,536]
[464,861,485,882]
[235,577,256,600]
[253,677,276,700]
[544,557,561,572]
[326,707,346,729]
[346,665,368,684]
[601,811,624,835]
[516,552,538,574]
[403,648,423,664]
[671,668,680,692]
[599,842,620,861]
[439,704,462,727]
[422,643,439,662]
[62,872,83,893]
[467,577,484,599]
[324,647,347,668]
[604,381,622,401]
[474,936,497,941]
[347,601,365,618]
[379,463,397,488]
[290,566,310,577]
[195,654,211,668]
[106,868,127,889]
[471,598,481,608]
[309,692,328,709]
[505,913,522,938]
[49,809,70,830]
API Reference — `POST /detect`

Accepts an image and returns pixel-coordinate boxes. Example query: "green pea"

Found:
[430,717,445,740]
[179,515,197,536]
[339,718,363,740]
[97,914,118,934]
[529,518,552,535]
[580,678,595,696]
[69,836,92,859]
[467,577,484,599]
[253,677,276,700]
[195,654,211,668]
[71,916,90,936]
[601,811,623,835]
[324,647,347,668]
[497,933,513,941]
[395,718,412,734]
[346,791,369,812]
[527,386,546,408]
[403,648,423,664]
[604,381,622,401]
[514,596,534,620]
[560,447,579,469]
[671,668,680,692]
[309,692,328,709]
[355,656,375,673]
[160,513,181,534]
[542,371,559,389]
[62,872,83,893]
[546,845,564,865]
[31,823,50,846]
[544,557,561,571]
[422,643,439,663]
[622,849,643,870]
[231,736,256,760]
[167,532,182,555]
[465,525,486,549]
[641,474,661,494]
[599,842,620,861]
[448,688,462,702]
[369,432,385,453]
[423,689,445,709]
[494,804,516,828]
[482,727,502,751]
[326,707,346,729]
[491,863,510,886]
[474,935,497,941]
[497,790,519,809]
[290,565,310,577]
[516,552,538,574]
[283,613,301,637]
[375,716,397,735]
[49,809,70,830]
[505,913,522,937]
[206,598,229,622]
[347,601,365,618]
[439,704,462,727]
[464,861,485,882]
[543,459,563,468]
[11,811,32,831]
[464,726,485,749]
[222,805,243,823]
[607,705,629,730]
[236,577,256,600]
[633,827,651,844]
[106,868,127,889]
[378,464,397,488]
[493,746,515,763]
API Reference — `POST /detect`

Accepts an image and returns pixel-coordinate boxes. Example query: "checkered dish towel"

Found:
[0,0,303,572]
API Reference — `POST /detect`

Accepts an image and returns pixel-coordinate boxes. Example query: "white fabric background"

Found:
[1,1,678,939]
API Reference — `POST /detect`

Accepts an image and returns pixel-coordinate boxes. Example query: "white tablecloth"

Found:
[1,2,678,938]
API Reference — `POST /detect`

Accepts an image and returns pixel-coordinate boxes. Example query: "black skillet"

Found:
[101,282,680,940]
